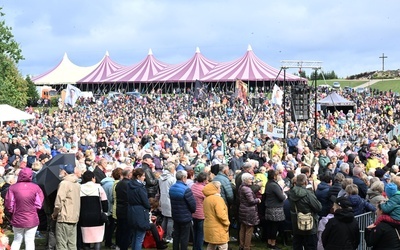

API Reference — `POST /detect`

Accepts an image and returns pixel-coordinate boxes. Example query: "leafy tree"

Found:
[0,8,28,108]
[26,76,39,106]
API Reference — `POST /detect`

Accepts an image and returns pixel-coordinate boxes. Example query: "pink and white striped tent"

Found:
[201,45,301,82]
[102,49,168,83]
[32,53,99,85]
[77,51,123,83]
[150,47,218,82]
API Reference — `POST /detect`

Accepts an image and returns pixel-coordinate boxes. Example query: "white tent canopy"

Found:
[32,53,100,85]
[0,104,35,124]
[317,92,355,106]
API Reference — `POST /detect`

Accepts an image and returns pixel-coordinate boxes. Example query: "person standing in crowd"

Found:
[103,167,122,249]
[365,203,400,249]
[264,169,288,249]
[127,168,151,250]
[315,175,333,217]
[169,170,197,250]
[346,184,376,216]
[93,158,107,183]
[238,173,261,250]
[203,181,230,250]
[5,168,44,250]
[288,174,322,250]
[159,162,177,243]
[191,172,208,250]
[141,154,159,198]
[79,171,108,250]
[352,166,368,199]
[51,164,81,250]
[115,167,133,250]
[229,149,244,173]
[212,164,234,206]
[321,196,360,250]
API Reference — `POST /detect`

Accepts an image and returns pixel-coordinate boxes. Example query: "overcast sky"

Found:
[2,0,399,79]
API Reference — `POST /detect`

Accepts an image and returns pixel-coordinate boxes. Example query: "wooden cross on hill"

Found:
[379,53,387,72]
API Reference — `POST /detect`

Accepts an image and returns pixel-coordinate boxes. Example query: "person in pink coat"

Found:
[5,167,44,250]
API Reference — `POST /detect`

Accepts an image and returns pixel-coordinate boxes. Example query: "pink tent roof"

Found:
[201,45,301,82]
[77,51,123,83]
[150,47,218,82]
[102,49,168,82]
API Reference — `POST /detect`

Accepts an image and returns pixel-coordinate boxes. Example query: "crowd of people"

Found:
[0,85,400,250]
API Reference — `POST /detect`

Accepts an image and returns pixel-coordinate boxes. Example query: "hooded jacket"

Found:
[127,179,150,230]
[203,183,230,245]
[5,168,44,228]
[348,194,376,216]
[366,189,387,207]
[381,184,400,221]
[159,170,176,217]
[53,174,81,223]
[288,185,322,235]
[321,208,360,250]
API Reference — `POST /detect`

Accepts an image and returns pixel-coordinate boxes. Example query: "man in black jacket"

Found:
[142,154,159,198]
[93,158,107,183]
[115,167,133,250]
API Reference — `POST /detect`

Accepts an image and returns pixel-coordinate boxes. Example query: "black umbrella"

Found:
[36,153,76,196]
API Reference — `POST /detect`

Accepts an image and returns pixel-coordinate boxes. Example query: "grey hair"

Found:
[176,170,188,181]
[340,163,350,173]
[241,173,253,182]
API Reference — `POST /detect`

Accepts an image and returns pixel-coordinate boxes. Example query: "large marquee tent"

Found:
[33,45,305,93]
[77,51,123,83]
[32,53,100,85]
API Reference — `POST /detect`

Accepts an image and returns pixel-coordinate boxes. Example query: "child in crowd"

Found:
[373,176,400,226]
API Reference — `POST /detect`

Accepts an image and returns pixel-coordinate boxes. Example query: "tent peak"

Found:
[63,52,69,59]
[195,47,200,53]
[247,44,253,51]
[148,48,153,55]
[105,51,110,56]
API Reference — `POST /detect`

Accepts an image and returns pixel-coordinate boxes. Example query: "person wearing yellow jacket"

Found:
[203,181,230,250]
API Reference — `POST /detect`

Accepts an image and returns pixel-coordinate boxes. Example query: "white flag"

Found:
[271,84,283,105]
[64,84,82,106]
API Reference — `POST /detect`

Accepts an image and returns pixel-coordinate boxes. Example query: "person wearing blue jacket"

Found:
[169,170,196,250]
[380,181,400,221]
[346,184,376,216]
[127,168,150,250]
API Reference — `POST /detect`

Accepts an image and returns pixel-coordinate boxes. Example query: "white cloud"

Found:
[2,0,400,77]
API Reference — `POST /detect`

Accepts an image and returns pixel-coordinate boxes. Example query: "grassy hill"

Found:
[368,79,400,93]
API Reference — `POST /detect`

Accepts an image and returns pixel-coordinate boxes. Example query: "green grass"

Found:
[312,79,367,88]
[368,79,400,93]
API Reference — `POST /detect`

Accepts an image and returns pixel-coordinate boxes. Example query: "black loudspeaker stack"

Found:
[291,85,310,121]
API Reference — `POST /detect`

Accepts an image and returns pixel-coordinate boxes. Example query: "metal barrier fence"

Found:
[355,211,375,250]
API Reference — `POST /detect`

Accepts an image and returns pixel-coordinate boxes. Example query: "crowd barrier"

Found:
[355,211,375,250]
